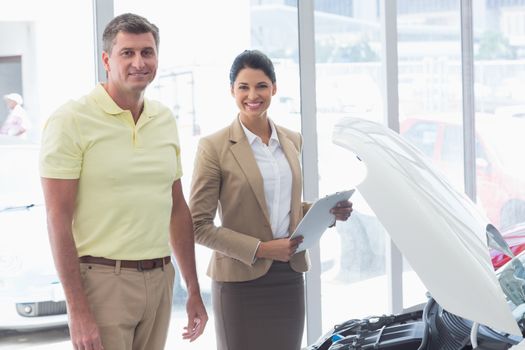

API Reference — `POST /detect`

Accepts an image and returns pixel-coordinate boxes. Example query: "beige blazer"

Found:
[189,118,311,282]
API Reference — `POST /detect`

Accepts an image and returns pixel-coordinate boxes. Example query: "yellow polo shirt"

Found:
[40,84,182,259]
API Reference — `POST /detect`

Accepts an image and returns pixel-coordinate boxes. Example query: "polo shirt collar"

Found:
[92,83,159,118]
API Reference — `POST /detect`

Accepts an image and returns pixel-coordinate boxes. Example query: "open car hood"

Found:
[332,117,521,336]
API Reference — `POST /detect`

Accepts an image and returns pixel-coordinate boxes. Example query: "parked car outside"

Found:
[400,114,525,230]
[0,141,68,331]
[0,139,211,331]
[491,223,525,270]
[307,117,525,349]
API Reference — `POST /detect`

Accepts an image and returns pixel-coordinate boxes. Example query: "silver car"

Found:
[0,141,67,331]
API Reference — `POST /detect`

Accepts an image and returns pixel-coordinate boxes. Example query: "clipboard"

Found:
[290,189,355,253]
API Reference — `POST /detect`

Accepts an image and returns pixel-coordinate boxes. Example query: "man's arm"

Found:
[41,178,103,350]
[170,179,208,341]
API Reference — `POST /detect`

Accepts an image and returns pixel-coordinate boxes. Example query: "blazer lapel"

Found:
[228,119,271,225]
[276,126,302,233]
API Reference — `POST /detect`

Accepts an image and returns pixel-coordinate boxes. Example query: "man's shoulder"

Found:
[145,98,173,117]
[146,98,168,109]
[48,86,110,124]
[48,97,86,122]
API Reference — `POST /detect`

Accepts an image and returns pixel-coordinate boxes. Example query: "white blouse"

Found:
[240,119,293,239]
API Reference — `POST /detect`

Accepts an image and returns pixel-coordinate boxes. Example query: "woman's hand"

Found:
[256,236,304,262]
[330,200,353,222]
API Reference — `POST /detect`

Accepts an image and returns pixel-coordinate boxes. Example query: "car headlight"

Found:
[0,254,23,277]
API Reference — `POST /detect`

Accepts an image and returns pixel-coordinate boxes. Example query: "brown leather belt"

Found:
[79,255,170,271]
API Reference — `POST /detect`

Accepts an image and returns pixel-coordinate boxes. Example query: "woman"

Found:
[189,49,352,350]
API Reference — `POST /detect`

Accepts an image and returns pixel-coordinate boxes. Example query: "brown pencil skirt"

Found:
[212,261,305,350]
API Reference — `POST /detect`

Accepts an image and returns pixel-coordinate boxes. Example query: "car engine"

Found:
[306,294,523,350]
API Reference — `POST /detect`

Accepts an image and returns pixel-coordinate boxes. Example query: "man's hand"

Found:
[170,180,208,342]
[182,293,208,342]
[69,309,104,350]
[256,236,304,262]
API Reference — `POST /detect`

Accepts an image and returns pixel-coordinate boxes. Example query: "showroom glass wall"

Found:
[314,0,464,331]
[312,0,392,331]
[393,0,525,313]
[313,0,462,332]
[395,0,464,311]
[0,0,94,348]
[313,0,525,340]
[0,0,95,143]
[472,1,525,232]
[2,0,524,348]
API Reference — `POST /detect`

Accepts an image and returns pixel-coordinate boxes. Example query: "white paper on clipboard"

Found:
[290,189,355,253]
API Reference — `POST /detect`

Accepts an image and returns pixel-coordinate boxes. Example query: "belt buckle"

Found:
[137,259,159,271]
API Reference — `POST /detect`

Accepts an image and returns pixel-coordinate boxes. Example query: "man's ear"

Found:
[230,85,235,97]
[102,51,110,72]
[272,83,277,96]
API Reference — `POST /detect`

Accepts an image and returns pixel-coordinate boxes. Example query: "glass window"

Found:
[474,0,525,231]
[0,0,94,346]
[315,0,389,331]
[113,1,300,348]
[402,120,439,157]
[397,0,462,310]
[0,1,95,145]
[441,125,462,163]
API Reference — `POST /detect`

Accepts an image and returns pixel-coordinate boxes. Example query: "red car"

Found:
[490,223,525,269]
[401,115,525,230]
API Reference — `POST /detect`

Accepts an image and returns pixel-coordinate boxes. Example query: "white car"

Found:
[0,142,67,331]
[308,117,525,349]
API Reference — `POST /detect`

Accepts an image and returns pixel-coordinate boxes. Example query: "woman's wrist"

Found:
[255,241,266,259]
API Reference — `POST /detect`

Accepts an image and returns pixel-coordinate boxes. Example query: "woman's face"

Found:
[231,67,276,121]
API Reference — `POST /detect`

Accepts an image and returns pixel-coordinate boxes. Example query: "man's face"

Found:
[102,31,158,94]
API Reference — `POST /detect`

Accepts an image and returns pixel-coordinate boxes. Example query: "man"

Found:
[39,13,207,350]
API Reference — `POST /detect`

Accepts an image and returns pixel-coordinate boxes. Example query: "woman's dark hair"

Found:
[229,50,276,85]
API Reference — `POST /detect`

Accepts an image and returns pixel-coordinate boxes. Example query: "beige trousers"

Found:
[79,261,175,350]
